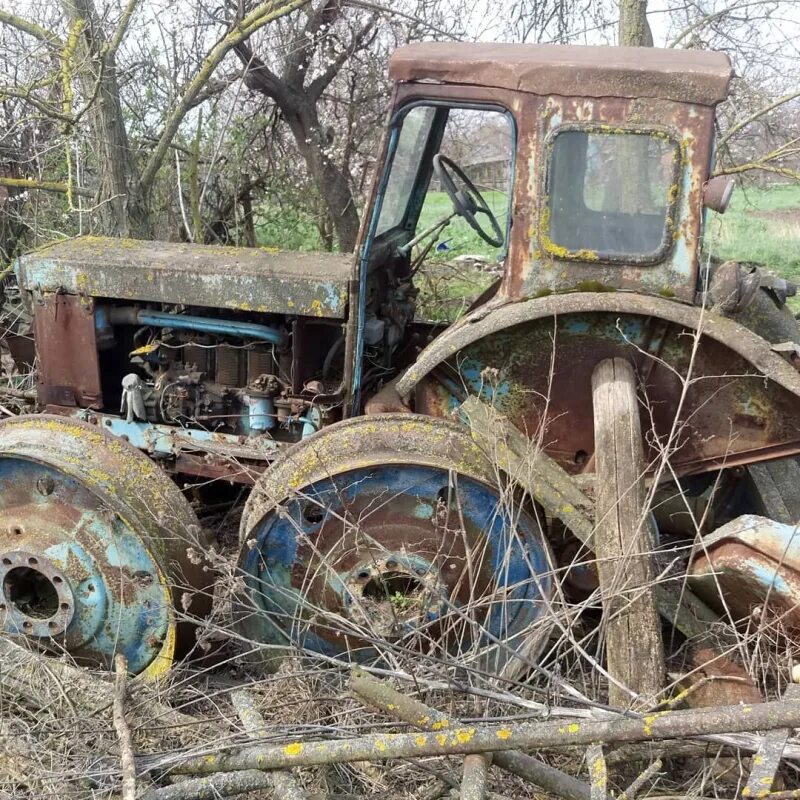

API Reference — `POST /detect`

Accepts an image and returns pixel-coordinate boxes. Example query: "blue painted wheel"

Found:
[238,414,555,670]
[0,416,209,677]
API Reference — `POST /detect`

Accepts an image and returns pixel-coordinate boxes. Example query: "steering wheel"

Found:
[433,154,505,248]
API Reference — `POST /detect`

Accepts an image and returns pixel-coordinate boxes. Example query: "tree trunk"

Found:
[619,0,653,46]
[63,0,151,238]
[283,103,360,252]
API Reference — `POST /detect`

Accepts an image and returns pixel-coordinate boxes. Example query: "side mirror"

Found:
[703,175,735,214]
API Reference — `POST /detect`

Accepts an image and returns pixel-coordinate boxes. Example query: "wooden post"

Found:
[591,358,664,708]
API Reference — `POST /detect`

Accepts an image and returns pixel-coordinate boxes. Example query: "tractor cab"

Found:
[356,41,733,319]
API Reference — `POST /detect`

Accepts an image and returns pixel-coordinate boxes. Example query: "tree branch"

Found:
[719,89,800,147]
[306,15,377,101]
[0,176,94,198]
[0,10,63,48]
[138,0,309,195]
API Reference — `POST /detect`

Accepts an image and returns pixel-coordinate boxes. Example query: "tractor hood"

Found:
[16,236,351,319]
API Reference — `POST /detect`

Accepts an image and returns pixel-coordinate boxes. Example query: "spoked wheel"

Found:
[0,415,209,677]
[237,414,556,671]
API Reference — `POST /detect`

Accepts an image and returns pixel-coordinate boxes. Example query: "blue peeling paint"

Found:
[240,464,553,663]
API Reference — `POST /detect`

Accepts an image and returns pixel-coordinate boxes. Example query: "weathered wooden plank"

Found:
[591,358,664,707]
[743,684,800,798]
[458,396,720,642]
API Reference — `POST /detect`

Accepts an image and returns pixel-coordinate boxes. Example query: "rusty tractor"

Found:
[3,43,800,685]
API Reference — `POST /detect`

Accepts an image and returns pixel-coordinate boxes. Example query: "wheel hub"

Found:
[0,550,74,637]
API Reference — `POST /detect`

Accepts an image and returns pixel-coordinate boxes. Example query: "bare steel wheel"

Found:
[0,415,210,677]
[237,414,555,672]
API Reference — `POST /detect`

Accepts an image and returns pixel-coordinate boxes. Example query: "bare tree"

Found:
[0,0,310,239]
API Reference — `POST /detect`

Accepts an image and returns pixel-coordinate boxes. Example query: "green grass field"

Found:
[705,183,800,281]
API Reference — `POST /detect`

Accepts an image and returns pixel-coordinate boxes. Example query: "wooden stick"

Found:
[230,688,308,800]
[744,684,800,798]
[155,696,800,775]
[587,744,607,800]
[591,358,664,707]
[350,669,590,800]
[140,771,277,800]
[113,654,136,800]
[460,754,490,800]
[618,755,663,799]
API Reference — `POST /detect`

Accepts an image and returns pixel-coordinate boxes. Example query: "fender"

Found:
[398,292,800,476]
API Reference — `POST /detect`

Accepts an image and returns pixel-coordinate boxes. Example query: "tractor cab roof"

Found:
[389,42,732,106]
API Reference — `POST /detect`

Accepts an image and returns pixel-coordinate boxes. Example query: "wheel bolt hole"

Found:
[301,502,324,525]
[86,583,95,593]
[52,576,62,585]
[356,570,371,581]
[48,620,57,629]
[60,602,69,611]
[2,558,10,566]
[27,557,38,567]
[10,526,23,536]
[3,567,60,619]
[22,621,32,629]
[574,449,588,466]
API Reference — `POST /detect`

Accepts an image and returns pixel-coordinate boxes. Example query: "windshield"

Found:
[375,105,513,258]
[544,129,679,261]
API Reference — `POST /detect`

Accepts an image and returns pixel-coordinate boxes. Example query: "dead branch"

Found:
[141,771,277,800]
[0,176,94,198]
[618,756,663,799]
[350,669,591,800]
[113,654,136,800]
[154,694,800,776]
[230,687,307,799]
[460,754,490,800]
[0,636,202,732]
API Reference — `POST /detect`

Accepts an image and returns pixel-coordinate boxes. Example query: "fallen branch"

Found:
[460,753,490,800]
[350,669,591,800]
[230,687,307,800]
[140,771,277,800]
[114,654,136,800]
[0,636,203,732]
[153,695,800,776]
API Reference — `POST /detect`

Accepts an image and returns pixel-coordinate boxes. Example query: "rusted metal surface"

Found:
[237,414,555,667]
[33,293,102,407]
[689,514,800,629]
[0,415,210,677]
[387,82,716,305]
[17,236,352,319]
[389,43,732,105]
[400,292,800,477]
